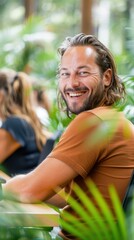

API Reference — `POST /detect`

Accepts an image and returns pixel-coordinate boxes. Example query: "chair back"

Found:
[38,130,62,164]
[122,170,134,212]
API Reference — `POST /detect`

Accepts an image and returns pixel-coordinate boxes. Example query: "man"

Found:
[2,33,134,239]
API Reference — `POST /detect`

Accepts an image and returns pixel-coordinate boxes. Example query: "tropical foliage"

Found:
[59,181,134,240]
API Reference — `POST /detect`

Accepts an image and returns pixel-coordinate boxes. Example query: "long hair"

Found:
[57,33,126,117]
[0,69,17,118]
[0,69,46,151]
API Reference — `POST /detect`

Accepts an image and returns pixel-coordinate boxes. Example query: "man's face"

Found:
[59,46,111,114]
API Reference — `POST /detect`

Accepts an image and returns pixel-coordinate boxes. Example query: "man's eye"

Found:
[60,72,69,78]
[79,71,89,76]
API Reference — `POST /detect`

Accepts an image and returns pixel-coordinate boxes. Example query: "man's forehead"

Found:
[61,46,97,67]
[63,45,95,56]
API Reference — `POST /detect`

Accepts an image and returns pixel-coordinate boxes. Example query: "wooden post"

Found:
[81,0,94,34]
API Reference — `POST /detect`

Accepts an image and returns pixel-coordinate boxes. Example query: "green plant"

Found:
[122,75,134,124]
[59,181,133,240]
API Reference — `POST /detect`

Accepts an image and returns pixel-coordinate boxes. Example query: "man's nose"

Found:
[69,73,80,87]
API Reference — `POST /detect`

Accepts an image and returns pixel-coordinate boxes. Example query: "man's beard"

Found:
[61,83,105,115]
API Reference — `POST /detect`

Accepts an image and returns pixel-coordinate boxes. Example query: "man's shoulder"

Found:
[86,106,119,120]
[74,106,115,120]
[69,107,126,129]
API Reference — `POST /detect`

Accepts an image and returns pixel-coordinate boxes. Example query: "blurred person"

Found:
[2,34,134,240]
[0,69,16,128]
[12,72,52,137]
[33,84,51,129]
[37,87,51,114]
[0,69,48,176]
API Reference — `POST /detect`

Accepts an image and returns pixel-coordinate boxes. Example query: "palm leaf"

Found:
[60,181,130,240]
[109,186,127,239]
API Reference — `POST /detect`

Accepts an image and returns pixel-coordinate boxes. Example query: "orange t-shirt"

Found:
[48,106,134,233]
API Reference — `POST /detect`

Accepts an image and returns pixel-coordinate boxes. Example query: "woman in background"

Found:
[32,83,52,129]
[0,69,49,176]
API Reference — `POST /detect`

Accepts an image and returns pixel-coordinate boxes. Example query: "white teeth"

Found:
[69,92,83,97]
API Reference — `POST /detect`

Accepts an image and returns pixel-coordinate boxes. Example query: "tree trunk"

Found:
[81,0,94,34]
[24,0,35,19]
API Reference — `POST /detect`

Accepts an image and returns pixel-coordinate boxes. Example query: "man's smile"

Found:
[64,86,89,100]
[66,91,88,97]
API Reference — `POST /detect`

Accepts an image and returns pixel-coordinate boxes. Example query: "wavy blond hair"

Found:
[0,69,46,151]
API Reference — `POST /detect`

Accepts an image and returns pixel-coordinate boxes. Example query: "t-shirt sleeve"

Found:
[48,112,103,178]
[1,117,29,147]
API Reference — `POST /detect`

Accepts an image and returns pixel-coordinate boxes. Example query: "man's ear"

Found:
[103,68,112,87]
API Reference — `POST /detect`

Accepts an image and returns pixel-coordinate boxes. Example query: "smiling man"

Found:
[59,45,111,114]
[2,33,134,240]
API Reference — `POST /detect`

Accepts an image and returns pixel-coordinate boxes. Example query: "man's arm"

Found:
[2,157,77,204]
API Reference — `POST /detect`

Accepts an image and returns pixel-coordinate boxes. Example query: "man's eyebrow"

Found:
[59,67,68,71]
[59,66,91,71]
[77,65,91,69]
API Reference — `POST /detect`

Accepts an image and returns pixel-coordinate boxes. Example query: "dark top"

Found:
[1,116,41,176]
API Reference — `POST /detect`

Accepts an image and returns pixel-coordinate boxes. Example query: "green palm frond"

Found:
[60,181,131,240]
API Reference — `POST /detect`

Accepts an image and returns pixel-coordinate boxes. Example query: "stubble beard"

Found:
[61,83,105,115]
